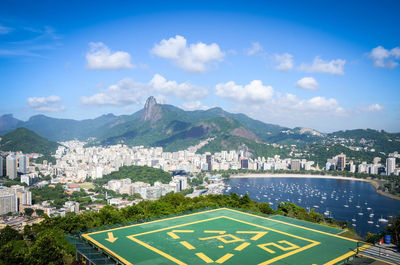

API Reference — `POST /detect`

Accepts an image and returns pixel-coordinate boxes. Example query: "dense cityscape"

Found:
[0,138,398,229]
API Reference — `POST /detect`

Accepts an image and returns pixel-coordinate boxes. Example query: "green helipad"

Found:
[82,208,367,265]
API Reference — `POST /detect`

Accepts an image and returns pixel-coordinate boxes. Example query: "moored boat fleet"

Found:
[224,179,394,235]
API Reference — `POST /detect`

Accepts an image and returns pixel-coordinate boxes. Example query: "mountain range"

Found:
[1,96,399,161]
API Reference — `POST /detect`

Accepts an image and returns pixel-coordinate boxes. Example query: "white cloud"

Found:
[369,46,400,69]
[368,104,384,111]
[271,94,345,115]
[86,42,134,70]
[358,103,385,112]
[274,53,294,71]
[299,56,345,75]
[81,78,145,106]
[215,80,274,103]
[27,95,65,112]
[247,42,263,56]
[151,35,225,73]
[150,74,208,100]
[0,25,13,34]
[180,101,210,111]
[81,74,208,106]
[296,77,319,90]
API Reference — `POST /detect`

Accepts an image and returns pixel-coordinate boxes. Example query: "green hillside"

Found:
[329,129,400,154]
[198,134,290,158]
[0,127,59,154]
[93,165,172,185]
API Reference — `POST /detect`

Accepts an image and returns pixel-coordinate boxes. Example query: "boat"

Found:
[369,213,374,218]
[352,224,356,227]
[378,216,388,223]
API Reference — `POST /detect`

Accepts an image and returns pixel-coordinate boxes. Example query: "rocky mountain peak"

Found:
[142,96,162,123]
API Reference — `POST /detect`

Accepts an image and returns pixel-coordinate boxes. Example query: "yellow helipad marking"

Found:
[180,241,195,250]
[236,231,268,240]
[216,253,234,263]
[167,230,194,239]
[234,242,251,251]
[130,236,187,265]
[105,232,118,243]
[199,233,245,243]
[258,240,300,254]
[196,252,214,263]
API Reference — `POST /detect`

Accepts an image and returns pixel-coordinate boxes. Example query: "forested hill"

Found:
[0,127,59,154]
[92,165,172,185]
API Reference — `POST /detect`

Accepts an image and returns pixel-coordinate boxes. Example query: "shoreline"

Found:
[229,173,400,201]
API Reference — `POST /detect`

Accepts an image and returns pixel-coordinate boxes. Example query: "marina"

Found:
[224,177,400,236]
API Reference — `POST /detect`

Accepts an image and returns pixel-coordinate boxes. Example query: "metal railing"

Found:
[357,241,400,264]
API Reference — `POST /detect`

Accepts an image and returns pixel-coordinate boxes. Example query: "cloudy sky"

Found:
[1,0,399,132]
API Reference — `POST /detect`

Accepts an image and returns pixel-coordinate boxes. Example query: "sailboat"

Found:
[324,209,330,216]
[351,215,356,222]
[378,215,388,223]
[367,216,374,224]
[344,199,349,208]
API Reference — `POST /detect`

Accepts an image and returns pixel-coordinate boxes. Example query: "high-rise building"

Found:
[240,158,248,169]
[291,159,301,171]
[18,155,28,174]
[206,154,212,171]
[337,154,346,171]
[173,176,188,191]
[386,157,396,175]
[6,155,17,180]
[0,187,17,215]
[0,157,3,177]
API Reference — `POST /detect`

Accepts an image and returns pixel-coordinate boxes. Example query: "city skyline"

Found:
[1,0,400,132]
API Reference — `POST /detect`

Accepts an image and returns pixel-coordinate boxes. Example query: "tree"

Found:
[0,240,28,265]
[26,232,64,265]
[0,226,22,246]
[258,202,274,215]
[35,209,44,216]
[24,208,34,217]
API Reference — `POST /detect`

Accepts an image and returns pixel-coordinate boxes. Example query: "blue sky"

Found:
[1,0,399,132]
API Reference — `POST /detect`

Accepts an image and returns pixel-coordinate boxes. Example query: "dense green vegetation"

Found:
[0,127,59,154]
[198,134,290,158]
[300,143,386,167]
[33,154,57,165]
[31,184,93,209]
[330,129,400,155]
[0,193,352,265]
[92,165,172,185]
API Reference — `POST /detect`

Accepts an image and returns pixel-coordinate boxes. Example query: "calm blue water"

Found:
[224,177,400,237]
